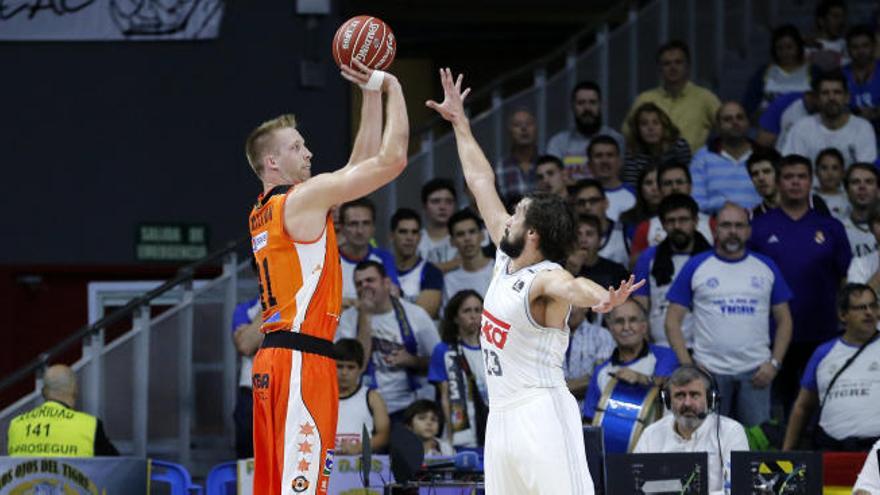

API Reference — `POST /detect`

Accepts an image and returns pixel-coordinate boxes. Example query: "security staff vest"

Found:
[7,401,96,457]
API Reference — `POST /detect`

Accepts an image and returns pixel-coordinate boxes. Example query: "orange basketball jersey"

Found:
[249,185,342,339]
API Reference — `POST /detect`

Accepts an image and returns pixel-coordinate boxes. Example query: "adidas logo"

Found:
[767,235,779,244]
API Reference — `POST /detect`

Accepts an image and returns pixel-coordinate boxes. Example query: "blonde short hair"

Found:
[245,114,297,178]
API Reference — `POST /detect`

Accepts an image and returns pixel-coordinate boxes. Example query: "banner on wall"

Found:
[0,0,224,41]
[0,457,148,494]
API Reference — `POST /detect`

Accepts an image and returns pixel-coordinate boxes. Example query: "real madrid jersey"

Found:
[480,250,569,409]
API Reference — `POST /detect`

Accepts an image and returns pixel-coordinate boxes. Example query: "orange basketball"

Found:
[332,15,396,70]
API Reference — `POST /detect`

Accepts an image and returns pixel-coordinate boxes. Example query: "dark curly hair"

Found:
[523,192,576,263]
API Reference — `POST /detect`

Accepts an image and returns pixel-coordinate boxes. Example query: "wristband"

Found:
[769,358,781,370]
[360,70,386,91]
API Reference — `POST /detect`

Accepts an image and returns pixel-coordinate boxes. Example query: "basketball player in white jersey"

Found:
[427,69,643,494]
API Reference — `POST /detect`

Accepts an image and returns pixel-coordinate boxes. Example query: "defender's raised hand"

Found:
[425,67,471,124]
[591,275,646,314]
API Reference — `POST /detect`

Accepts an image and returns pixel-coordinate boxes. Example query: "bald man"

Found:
[689,102,763,214]
[7,365,118,457]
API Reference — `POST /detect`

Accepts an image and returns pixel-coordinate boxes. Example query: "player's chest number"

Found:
[483,349,503,376]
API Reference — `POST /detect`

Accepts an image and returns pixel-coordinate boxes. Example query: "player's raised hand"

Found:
[590,275,646,314]
[425,68,471,124]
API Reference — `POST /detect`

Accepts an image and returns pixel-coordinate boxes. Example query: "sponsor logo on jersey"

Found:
[512,279,525,292]
[252,373,270,389]
[322,449,335,475]
[292,475,310,492]
[481,310,510,350]
[252,231,268,253]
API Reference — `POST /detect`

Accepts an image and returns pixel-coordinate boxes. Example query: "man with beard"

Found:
[390,208,443,318]
[843,25,880,140]
[634,365,749,495]
[750,154,852,413]
[624,40,721,152]
[546,81,625,182]
[667,203,793,426]
[586,135,636,221]
[496,109,539,203]
[842,163,880,259]
[690,102,763,213]
[428,67,642,495]
[782,70,877,166]
[633,194,712,348]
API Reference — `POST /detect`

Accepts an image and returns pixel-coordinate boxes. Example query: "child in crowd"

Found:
[335,339,390,455]
[403,400,454,456]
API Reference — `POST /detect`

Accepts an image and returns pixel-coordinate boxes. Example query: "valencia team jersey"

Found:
[480,249,569,409]
[249,185,342,339]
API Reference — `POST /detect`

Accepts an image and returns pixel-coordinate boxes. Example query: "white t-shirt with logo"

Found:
[335,299,441,413]
[801,335,880,440]
[666,251,793,374]
[843,216,878,259]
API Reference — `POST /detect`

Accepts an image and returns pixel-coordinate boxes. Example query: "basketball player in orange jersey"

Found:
[246,59,408,495]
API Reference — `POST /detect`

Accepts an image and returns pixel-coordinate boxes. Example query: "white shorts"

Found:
[484,387,595,495]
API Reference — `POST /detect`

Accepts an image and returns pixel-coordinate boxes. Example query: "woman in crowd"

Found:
[622,103,691,185]
[428,289,489,451]
[743,24,813,117]
[620,163,662,239]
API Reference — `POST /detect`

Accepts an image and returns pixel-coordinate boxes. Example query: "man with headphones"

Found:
[635,365,749,495]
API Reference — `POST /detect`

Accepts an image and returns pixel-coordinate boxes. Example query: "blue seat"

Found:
[151,459,204,495]
[205,461,238,495]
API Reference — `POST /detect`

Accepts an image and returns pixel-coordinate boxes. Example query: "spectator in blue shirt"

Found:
[690,102,764,213]
[749,154,852,413]
[232,295,262,459]
[843,25,880,139]
[389,208,444,319]
[666,203,793,426]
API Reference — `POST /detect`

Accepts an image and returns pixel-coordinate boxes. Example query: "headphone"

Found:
[660,365,720,415]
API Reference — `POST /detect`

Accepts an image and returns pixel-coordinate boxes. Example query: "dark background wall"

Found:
[0,0,350,264]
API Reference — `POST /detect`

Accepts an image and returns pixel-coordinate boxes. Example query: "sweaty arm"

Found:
[286,64,409,239]
[426,68,508,245]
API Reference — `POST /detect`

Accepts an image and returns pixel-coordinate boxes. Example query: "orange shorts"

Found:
[252,345,338,495]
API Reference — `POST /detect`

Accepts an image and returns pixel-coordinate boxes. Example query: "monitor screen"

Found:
[605,452,708,495]
[730,451,822,495]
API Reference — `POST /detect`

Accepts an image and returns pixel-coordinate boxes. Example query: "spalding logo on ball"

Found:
[332,15,396,70]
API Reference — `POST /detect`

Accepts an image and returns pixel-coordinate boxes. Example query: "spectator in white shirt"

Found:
[635,365,749,495]
[586,135,636,221]
[390,208,444,319]
[782,70,877,167]
[843,163,880,259]
[442,209,494,308]
[848,201,880,291]
[666,203,793,426]
[335,261,441,420]
[854,438,880,494]
[418,178,460,273]
[334,339,390,455]
[783,283,880,451]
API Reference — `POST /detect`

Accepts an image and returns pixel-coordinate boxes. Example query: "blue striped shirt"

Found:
[690,140,762,214]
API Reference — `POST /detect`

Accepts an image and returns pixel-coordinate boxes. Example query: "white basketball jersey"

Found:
[336,385,373,447]
[480,250,570,409]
